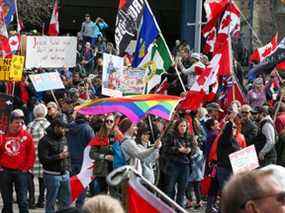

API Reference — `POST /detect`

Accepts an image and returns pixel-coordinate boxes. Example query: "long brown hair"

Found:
[97,114,115,138]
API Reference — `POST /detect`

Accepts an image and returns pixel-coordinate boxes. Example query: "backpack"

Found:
[112,140,126,169]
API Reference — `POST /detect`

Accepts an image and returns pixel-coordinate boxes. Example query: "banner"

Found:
[25,36,77,69]
[115,0,144,56]
[229,145,259,174]
[29,72,65,92]
[102,53,124,97]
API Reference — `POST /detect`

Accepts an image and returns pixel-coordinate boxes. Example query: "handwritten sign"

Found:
[10,55,25,81]
[229,145,260,174]
[25,36,77,69]
[29,72,65,92]
[0,58,11,81]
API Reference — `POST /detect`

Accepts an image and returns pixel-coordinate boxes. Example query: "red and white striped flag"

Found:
[70,144,93,202]
[48,0,59,36]
[249,33,278,63]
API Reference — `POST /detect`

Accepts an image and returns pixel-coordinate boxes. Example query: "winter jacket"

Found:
[67,119,94,166]
[89,135,113,177]
[241,119,258,145]
[0,129,35,171]
[217,122,240,170]
[137,143,159,184]
[38,127,70,174]
[162,131,193,165]
[121,136,158,174]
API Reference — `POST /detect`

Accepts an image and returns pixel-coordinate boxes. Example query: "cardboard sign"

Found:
[0,58,11,81]
[102,53,124,97]
[120,68,146,95]
[29,72,65,92]
[9,55,25,81]
[229,145,260,174]
[25,36,77,68]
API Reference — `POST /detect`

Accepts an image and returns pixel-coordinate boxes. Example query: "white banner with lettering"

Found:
[25,36,77,69]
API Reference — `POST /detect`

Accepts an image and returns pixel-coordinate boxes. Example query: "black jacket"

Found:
[241,119,258,145]
[217,122,240,170]
[38,127,70,174]
[162,130,193,165]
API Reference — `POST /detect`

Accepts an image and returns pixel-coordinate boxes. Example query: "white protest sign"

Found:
[102,53,124,97]
[29,72,65,92]
[25,36,77,69]
[229,145,260,174]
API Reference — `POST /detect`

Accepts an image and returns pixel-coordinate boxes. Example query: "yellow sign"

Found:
[0,55,25,81]
[0,58,11,81]
[9,55,25,81]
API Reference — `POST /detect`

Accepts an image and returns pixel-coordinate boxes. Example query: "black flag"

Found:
[115,0,144,56]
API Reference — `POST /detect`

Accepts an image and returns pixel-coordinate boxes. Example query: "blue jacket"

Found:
[67,119,95,166]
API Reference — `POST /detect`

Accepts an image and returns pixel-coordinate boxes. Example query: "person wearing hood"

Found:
[67,113,94,208]
[247,77,267,109]
[38,119,71,213]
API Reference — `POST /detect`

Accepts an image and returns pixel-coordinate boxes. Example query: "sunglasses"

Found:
[232,126,237,129]
[105,119,114,124]
[241,111,250,114]
[240,191,285,209]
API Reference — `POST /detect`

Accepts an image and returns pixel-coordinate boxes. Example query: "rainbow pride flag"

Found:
[75,94,182,123]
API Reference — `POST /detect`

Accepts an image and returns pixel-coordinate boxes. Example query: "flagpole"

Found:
[143,0,186,92]
[14,0,22,55]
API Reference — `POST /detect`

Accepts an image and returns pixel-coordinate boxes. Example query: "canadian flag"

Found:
[203,1,240,54]
[9,34,20,53]
[180,54,221,110]
[202,0,230,50]
[48,0,59,36]
[217,2,240,36]
[204,27,217,54]
[249,33,278,63]
[204,0,230,21]
[70,144,93,202]
[213,34,233,76]
[0,7,11,58]
[128,177,175,213]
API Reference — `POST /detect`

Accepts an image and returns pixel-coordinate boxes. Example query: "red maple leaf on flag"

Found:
[262,46,272,58]
[221,15,232,29]
[197,67,211,85]
[208,30,215,40]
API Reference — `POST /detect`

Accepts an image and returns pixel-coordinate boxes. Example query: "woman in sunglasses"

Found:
[89,114,119,194]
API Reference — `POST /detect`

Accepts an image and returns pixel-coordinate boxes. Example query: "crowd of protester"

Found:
[0,13,285,213]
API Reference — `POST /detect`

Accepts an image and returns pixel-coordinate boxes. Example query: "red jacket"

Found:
[0,129,35,171]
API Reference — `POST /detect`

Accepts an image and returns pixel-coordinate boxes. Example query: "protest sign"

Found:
[25,36,77,69]
[9,55,25,81]
[0,56,25,81]
[102,53,124,97]
[229,145,260,174]
[29,72,65,92]
[0,58,11,81]
[120,68,146,95]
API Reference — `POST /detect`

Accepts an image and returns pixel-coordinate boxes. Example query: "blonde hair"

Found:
[83,195,124,213]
